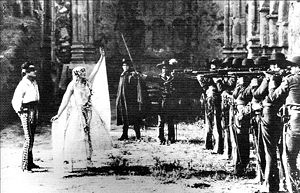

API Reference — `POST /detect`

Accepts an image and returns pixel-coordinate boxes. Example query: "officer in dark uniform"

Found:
[157,60,176,145]
[268,56,300,193]
[253,53,288,192]
[116,59,142,140]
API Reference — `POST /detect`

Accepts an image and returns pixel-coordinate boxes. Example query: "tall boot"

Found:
[119,124,129,140]
[134,124,141,139]
[158,116,166,144]
[167,117,175,143]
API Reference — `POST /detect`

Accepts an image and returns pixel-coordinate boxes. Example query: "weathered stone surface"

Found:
[277,0,289,54]
[288,1,300,56]
[92,0,224,69]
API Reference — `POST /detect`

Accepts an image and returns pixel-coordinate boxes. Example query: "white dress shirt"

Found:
[11,76,40,113]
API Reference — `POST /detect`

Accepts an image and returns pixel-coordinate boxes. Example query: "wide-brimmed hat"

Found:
[156,60,174,69]
[222,57,234,68]
[210,58,222,69]
[242,58,254,68]
[269,52,286,62]
[121,58,132,66]
[269,52,293,67]
[254,56,269,70]
[232,58,243,69]
[287,56,300,67]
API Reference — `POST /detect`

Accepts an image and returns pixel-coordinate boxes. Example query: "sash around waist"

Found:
[22,101,38,108]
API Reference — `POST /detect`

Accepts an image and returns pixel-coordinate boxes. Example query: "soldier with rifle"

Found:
[220,57,236,159]
[231,57,253,176]
[116,34,148,141]
[197,59,224,153]
[116,58,143,140]
[253,53,289,192]
[221,73,236,160]
[248,57,268,184]
[268,56,300,193]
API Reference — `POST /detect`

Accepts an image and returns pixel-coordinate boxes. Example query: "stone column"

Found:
[259,0,270,57]
[223,0,230,49]
[23,0,34,16]
[70,0,96,64]
[277,0,289,54]
[247,0,260,58]
[223,0,233,57]
[288,1,300,57]
[230,0,247,58]
[232,0,240,48]
[268,0,279,54]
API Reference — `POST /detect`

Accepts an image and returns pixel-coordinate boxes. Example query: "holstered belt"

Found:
[20,101,38,113]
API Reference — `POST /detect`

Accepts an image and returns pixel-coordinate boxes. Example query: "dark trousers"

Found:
[205,105,223,153]
[223,109,232,159]
[121,120,141,139]
[261,107,282,191]
[158,114,175,142]
[284,110,300,193]
[252,113,266,182]
[213,107,224,154]
[232,105,250,174]
[19,106,38,171]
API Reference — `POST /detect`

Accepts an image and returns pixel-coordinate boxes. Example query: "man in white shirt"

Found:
[12,61,40,172]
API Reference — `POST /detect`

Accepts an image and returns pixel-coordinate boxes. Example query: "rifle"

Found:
[227,71,265,77]
[198,72,230,78]
[121,33,136,70]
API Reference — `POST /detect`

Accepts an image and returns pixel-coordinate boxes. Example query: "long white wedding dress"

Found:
[52,57,112,174]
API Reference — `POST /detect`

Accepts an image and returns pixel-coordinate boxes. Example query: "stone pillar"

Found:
[23,0,34,16]
[259,0,270,57]
[268,0,279,54]
[16,0,24,16]
[288,1,300,57]
[230,0,247,58]
[232,0,240,48]
[277,0,289,54]
[223,0,233,57]
[223,0,231,49]
[247,0,260,58]
[70,0,96,64]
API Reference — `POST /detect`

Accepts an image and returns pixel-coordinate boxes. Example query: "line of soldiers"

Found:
[197,53,300,193]
[115,53,300,192]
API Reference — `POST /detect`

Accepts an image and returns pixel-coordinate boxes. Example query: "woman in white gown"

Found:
[51,48,112,174]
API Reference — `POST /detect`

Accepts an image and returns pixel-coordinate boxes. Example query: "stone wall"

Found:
[288,1,300,57]
[223,0,300,59]
[93,0,224,71]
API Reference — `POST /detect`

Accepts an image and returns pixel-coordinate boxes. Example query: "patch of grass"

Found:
[151,156,192,183]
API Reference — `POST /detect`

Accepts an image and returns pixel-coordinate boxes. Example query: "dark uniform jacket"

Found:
[116,70,139,125]
[253,77,285,111]
[269,73,300,107]
[158,73,176,115]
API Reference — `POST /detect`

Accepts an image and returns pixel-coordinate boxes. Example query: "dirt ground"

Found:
[1,104,297,193]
